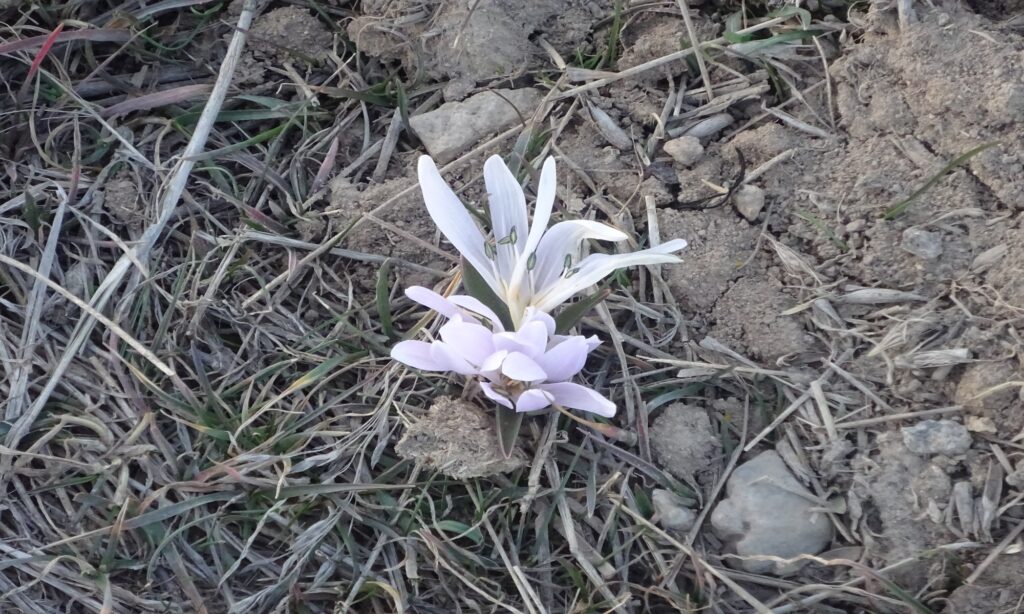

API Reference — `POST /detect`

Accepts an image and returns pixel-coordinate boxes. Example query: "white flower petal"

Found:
[535,336,591,382]
[521,307,556,337]
[391,341,445,371]
[484,155,529,280]
[532,220,630,292]
[501,351,547,382]
[429,342,478,375]
[447,295,505,331]
[539,382,616,417]
[532,239,688,313]
[480,381,513,409]
[438,319,495,365]
[508,156,557,296]
[512,319,550,358]
[480,349,509,375]
[404,285,459,318]
[516,388,553,413]
[418,156,501,295]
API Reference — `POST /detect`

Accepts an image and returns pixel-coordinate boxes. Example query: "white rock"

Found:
[733,184,766,222]
[710,450,833,575]
[409,88,542,163]
[845,219,867,233]
[663,136,704,166]
[901,227,943,260]
[652,489,697,531]
[901,420,971,456]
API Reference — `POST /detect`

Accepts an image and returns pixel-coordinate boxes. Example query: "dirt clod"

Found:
[711,276,813,363]
[649,403,722,483]
[249,6,332,64]
[396,397,527,479]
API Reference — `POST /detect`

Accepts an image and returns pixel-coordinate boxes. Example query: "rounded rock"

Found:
[711,450,833,575]
[663,136,704,167]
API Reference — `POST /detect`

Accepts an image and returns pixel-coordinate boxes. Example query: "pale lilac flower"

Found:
[391,286,615,417]
[417,155,687,327]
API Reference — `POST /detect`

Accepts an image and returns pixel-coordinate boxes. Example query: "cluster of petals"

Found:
[391,287,615,417]
[417,154,687,328]
[391,153,689,418]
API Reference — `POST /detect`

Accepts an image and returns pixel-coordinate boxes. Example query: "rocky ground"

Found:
[339,0,1024,609]
[1,0,1022,611]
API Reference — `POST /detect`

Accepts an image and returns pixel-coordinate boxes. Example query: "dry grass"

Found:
[2,1,1021,613]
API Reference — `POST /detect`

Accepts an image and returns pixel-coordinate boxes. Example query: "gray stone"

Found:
[663,136,704,166]
[901,227,943,260]
[710,450,833,575]
[409,88,543,163]
[901,419,971,456]
[733,184,766,222]
[652,489,697,531]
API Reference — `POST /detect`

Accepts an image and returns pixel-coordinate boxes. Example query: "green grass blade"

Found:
[884,141,999,219]
[376,259,396,341]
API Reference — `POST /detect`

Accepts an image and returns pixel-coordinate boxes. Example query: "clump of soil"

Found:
[102,171,142,229]
[349,0,613,90]
[649,403,722,485]
[944,552,1024,613]
[617,12,719,80]
[248,6,332,65]
[660,208,758,312]
[233,5,333,84]
[851,433,955,588]
[710,275,814,363]
[329,168,448,290]
[955,360,1024,440]
[396,397,527,479]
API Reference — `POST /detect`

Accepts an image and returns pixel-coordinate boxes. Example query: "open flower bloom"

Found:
[418,154,687,328]
[391,286,615,417]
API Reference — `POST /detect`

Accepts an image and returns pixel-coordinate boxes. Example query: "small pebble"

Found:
[663,136,704,167]
[652,489,697,531]
[901,227,943,260]
[845,219,867,233]
[733,184,766,222]
[901,419,971,456]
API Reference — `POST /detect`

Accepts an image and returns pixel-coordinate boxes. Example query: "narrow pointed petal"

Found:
[539,382,616,417]
[438,318,494,365]
[418,156,501,294]
[480,381,514,409]
[447,295,505,331]
[516,388,553,413]
[508,156,557,294]
[405,286,459,318]
[484,155,529,280]
[535,336,590,382]
[532,239,688,313]
[532,220,630,291]
[429,342,478,375]
[391,341,445,371]
[501,351,547,382]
